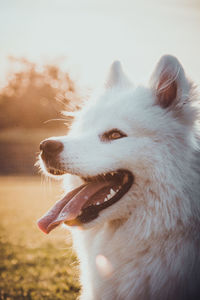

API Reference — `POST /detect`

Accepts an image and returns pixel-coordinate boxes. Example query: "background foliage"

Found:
[0,57,82,175]
[0,57,80,129]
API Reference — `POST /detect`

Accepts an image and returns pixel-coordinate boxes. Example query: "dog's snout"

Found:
[40,140,63,156]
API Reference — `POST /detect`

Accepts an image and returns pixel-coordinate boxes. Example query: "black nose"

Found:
[40,140,63,156]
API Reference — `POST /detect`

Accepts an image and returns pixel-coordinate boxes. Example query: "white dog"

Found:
[38,55,200,300]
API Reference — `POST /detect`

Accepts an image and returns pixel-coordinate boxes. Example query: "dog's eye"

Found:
[101,129,127,142]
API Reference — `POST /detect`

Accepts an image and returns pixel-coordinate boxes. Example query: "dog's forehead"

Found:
[77,86,154,130]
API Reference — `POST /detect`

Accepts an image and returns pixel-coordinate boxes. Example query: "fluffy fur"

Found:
[40,55,200,300]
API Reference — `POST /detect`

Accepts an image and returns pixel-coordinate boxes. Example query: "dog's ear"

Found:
[150,55,192,110]
[105,61,132,89]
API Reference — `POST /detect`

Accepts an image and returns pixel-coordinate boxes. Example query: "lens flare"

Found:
[96,254,113,278]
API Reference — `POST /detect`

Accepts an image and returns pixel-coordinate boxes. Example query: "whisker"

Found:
[43,118,67,124]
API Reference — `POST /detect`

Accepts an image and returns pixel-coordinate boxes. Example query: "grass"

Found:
[0,176,80,300]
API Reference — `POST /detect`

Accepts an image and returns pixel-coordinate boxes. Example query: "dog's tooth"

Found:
[110,189,115,196]
[96,202,100,205]
[78,210,82,216]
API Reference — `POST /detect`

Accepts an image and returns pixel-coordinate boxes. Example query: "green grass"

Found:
[0,176,80,299]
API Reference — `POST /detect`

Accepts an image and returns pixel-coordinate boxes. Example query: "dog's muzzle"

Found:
[40,139,64,173]
[40,140,63,156]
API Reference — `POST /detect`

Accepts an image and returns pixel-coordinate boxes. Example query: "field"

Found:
[0,176,80,300]
[0,128,67,175]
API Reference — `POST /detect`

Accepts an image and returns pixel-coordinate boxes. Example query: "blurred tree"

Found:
[0,57,80,129]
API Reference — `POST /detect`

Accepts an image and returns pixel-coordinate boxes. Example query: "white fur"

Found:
[41,55,200,300]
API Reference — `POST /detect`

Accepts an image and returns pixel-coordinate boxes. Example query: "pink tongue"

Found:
[37,181,111,234]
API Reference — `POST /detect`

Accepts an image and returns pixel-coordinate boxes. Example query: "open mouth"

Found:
[37,169,134,234]
[48,168,66,176]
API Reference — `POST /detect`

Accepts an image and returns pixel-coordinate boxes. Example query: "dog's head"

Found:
[38,55,198,233]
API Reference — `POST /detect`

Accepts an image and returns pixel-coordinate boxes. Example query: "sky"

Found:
[0,0,200,89]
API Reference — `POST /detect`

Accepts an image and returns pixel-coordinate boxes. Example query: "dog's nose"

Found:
[40,140,63,156]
